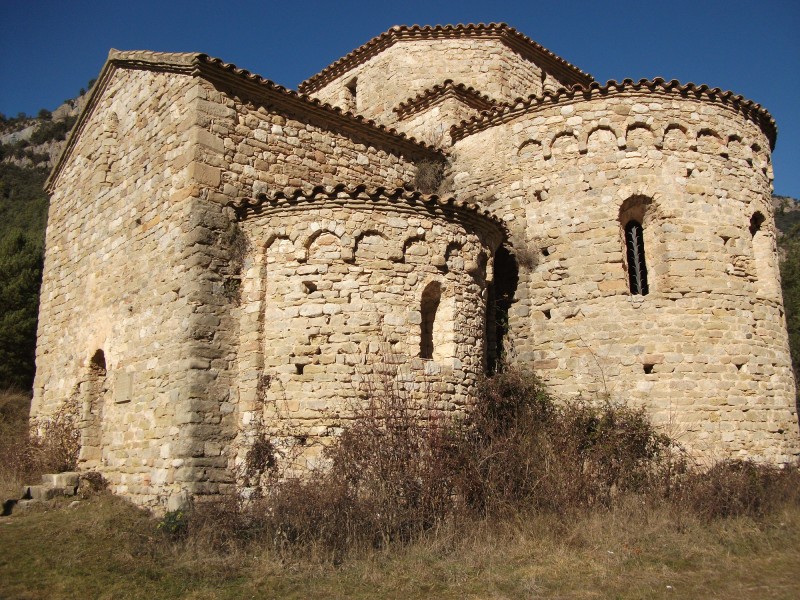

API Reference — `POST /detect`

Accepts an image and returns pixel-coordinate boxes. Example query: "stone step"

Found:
[1,472,87,517]
[21,485,58,502]
[41,472,80,490]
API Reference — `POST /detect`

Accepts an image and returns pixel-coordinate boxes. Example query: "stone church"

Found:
[33,23,799,509]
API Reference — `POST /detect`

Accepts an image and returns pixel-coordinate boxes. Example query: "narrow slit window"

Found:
[420,282,441,359]
[625,220,649,295]
[344,77,357,112]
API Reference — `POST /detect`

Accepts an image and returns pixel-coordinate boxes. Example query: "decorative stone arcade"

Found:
[231,185,505,470]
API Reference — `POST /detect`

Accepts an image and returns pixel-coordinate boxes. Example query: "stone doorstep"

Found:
[18,471,82,503]
[41,471,80,489]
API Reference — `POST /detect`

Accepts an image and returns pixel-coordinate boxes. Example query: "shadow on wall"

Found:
[487,246,519,373]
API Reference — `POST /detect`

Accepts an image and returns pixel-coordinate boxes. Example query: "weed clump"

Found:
[674,459,800,519]
[414,160,446,194]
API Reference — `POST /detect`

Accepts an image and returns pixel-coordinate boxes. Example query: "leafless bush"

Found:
[414,160,445,194]
[180,367,798,558]
[454,369,680,516]
[0,391,81,498]
[260,373,461,556]
[672,459,800,520]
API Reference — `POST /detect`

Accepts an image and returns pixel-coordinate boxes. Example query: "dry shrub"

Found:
[261,381,461,556]
[239,368,681,556]
[456,369,679,515]
[180,368,799,558]
[414,160,445,194]
[0,391,80,495]
[181,495,259,552]
[674,459,800,520]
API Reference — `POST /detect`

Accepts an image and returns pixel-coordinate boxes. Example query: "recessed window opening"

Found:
[749,212,765,236]
[750,211,776,296]
[420,282,442,359]
[625,220,649,296]
[643,363,654,375]
[90,349,107,376]
[486,246,519,374]
[80,349,108,467]
[344,77,358,112]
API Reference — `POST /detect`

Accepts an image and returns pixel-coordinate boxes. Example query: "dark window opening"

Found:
[487,247,519,373]
[345,77,358,112]
[643,363,654,374]
[90,349,106,375]
[750,212,765,236]
[295,363,305,375]
[420,282,442,359]
[625,220,649,296]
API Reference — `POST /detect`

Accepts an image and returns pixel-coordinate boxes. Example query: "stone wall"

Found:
[451,87,798,462]
[33,64,214,507]
[232,187,503,479]
[192,76,427,200]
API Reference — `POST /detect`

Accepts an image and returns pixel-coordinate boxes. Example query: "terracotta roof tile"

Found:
[228,183,506,232]
[299,23,594,94]
[450,78,777,148]
[393,79,499,120]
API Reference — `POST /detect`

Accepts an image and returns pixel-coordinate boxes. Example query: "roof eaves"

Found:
[46,50,445,193]
[450,78,777,149]
[46,50,203,193]
[298,23,594,95]
[393,79,499,120]
[195,56,445,159]
[228,183,507,236]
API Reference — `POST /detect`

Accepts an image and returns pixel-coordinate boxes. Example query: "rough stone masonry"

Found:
[33,23,799,510]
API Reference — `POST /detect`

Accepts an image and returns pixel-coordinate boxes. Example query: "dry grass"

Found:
[0,494,798,599]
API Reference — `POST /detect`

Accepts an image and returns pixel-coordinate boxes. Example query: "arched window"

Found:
[80,349,107,467]
[420,282,441,359]
[624,220,649,296]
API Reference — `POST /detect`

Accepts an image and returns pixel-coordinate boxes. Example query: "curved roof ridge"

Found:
[298,23,594,94]
[393,79,500,119]
[227,184,505,228]
[450,77,777,147]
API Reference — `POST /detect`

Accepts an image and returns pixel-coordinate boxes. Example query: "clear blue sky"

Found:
[2,0,798,197]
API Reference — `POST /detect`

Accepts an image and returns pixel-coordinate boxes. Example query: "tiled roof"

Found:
[227,183,506,232]
[450,78,778,147]
[299,23,594,94]
[393,79,499,120]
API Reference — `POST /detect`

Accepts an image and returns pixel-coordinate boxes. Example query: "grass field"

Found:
[1,494,799,599]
